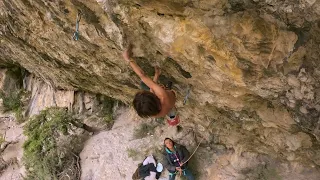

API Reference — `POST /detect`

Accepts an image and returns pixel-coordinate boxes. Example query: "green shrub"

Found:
[23,108,83,180]
[100,96,114,116]
[0,90,28,123]
[0,135,4,145]
[14,107,25,123]
[127,148,140,160]
[99,96,115,128]
[103,114,114,128]
[0,90,21,112]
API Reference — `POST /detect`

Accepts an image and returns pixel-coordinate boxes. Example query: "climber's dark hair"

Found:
[133,91,161,118]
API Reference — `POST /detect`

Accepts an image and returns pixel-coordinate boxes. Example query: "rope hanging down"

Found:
[176,117,215,179]
[73,10,82,41]
[181,117,215,165]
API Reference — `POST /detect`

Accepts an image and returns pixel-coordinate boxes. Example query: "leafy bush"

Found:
[0,90,21,112]
[127,148,140,160]
[23,108,84,180]
[100,96,114,116]
[14,107,24,123]
[0,90,29,123]
[0,135,4,145]
[97,95,115,129]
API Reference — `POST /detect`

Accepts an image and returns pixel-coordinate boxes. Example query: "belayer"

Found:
[163,138,195,180]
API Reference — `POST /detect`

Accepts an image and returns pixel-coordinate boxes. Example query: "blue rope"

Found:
[73,10,82,41]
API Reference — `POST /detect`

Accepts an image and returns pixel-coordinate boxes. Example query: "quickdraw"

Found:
[72,10,82,41]
[183,85,191,105]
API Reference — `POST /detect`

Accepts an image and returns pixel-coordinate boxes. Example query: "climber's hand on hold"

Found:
[154,66,161,77]
[122,49,130,62]
[122,44,133,63]
[152,66,161,84]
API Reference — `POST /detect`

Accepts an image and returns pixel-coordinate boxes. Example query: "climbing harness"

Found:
[166,107,180,126]
[183,85,191,105]
[174,153,183,178]
[174,153,182,166]
[72,10,82,41]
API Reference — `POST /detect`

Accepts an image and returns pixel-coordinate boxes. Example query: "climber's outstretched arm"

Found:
[122,49,165,97]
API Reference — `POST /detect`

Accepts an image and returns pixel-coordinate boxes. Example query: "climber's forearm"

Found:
[129,59,146,78]
[150,75,159,93]
[128,58,163,94]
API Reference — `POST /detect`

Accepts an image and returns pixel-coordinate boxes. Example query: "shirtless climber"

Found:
[122,46,177,118]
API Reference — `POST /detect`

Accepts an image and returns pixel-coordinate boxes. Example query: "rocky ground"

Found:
[0,114,25,180]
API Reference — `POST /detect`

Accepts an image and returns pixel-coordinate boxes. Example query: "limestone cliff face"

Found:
[1,0,320,178]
